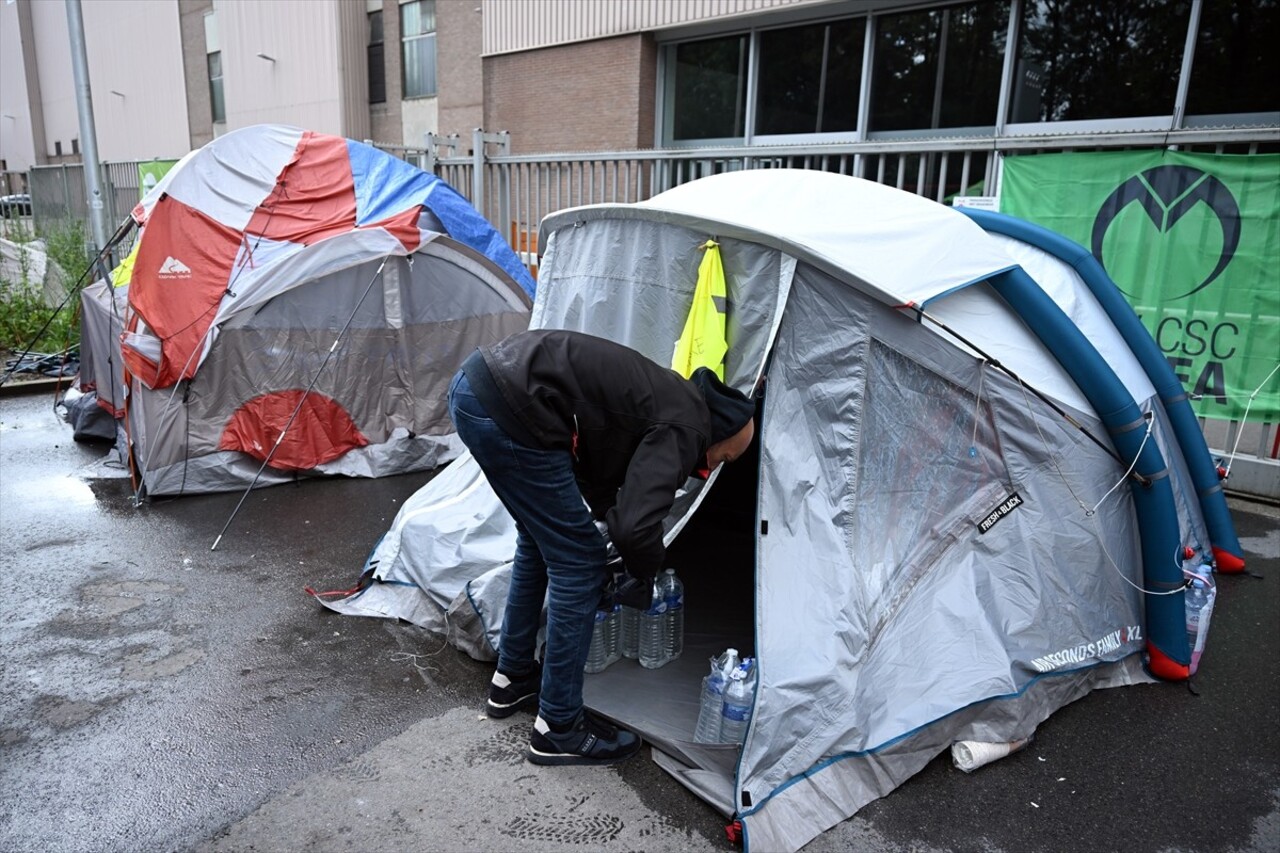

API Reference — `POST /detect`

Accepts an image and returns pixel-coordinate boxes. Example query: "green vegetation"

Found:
[0,219,91,357]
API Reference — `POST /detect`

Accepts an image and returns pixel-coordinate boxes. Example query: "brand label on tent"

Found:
[159,256,192,278]
[1030,624,1143,673]
[978,492,1022,534]
[1001,151,1280,421]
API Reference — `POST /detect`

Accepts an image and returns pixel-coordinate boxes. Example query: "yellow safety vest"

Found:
[111,241,140,288]
[672,240,728,380]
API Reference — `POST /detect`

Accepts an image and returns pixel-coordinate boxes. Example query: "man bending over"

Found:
[447,329,756,766]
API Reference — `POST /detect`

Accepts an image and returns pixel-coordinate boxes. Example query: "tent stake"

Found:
[211,257,389,551]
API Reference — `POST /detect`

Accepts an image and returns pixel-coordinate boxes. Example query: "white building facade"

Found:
[2,1,1276,171]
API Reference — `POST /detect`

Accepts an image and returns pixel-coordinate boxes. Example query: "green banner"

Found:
[1001,150,1280,422]
[137,160,178,201]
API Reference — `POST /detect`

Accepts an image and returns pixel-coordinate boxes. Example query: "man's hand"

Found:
[613,572,655,610]
[600,569,654,610]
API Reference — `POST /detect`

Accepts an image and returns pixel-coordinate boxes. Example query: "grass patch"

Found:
[0,219,91,357]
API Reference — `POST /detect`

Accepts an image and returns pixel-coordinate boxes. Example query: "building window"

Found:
[670,35,747,141]
[208,51,225,123]
[661,0,1277,146]
[368,10,386,104]
[72,138,80,155]
[204,11,224,124]
[1186,0,1279,119]
[55,140,63,157]
[1011,0,1190,123]
[870,1,1009,133]
[401,0,436,99]
[756,18,865,136]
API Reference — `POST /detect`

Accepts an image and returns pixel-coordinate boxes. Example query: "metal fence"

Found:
[24,160,156,256]
[425,126,1278,495]
[427,125,1276,270]
[15,126,1279,494]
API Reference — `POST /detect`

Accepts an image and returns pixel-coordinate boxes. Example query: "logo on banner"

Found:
[159,256,192,277]
[1091,165,1241,300]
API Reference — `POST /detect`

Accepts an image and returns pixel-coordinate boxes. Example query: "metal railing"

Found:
[424,127,1278,495]
[23,160,150,256]
[12,126,1276,495]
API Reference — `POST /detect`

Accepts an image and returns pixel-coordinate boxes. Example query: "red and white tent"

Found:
[85,124,532,496]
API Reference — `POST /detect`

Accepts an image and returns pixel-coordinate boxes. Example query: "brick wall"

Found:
[484,34,657,154]
[437,0,483,141]
[369,0,403,146]
[178,0,214,150]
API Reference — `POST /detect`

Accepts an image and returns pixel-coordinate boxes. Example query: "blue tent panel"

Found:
[346,140,536,299]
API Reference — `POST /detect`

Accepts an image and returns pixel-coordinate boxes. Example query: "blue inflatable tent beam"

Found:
[982,266,1192,678]
[958,208,1245,574]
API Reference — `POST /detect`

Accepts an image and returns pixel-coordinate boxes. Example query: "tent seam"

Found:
[738,652,1140,820]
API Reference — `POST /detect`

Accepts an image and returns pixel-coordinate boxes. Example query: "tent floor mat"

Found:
[583,536,755,814]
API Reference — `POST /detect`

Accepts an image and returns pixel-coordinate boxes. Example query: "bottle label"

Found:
[723,703,751,722]
[665,593,684,609]
[647,601,668,616]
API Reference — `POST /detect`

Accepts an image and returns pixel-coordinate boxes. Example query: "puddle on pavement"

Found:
[120,646,205,681]
[23,535,79,551]
[85,476,138,509]
[34,694,117,729]
[0,728,30,747]
[24,474,96,510]
[79,579,186,618]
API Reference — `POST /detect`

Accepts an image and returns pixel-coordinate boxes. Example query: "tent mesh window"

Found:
[855,341,1010,637]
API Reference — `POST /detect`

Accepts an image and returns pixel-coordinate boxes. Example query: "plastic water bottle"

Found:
[620,605,639,658]
[638,578,669,669]
[721,660,755,745]
[694,648,739,743]
[1185,578,1213,672]
[585,608,613,674]
[661,568,685,661]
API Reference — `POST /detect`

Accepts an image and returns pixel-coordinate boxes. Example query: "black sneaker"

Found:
[486,667,540,718]
[527,711,642,766]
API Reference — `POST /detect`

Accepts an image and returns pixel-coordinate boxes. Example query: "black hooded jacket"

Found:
[462,330,713,579]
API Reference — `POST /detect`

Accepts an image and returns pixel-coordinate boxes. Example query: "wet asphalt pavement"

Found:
[1,385,1277,853]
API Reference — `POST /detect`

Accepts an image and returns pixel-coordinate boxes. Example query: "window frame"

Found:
[661,31,754,147]
[655,0,1277,148]
[400,0,437,100]
[207,50,225,124]
[368,10,386,104]
[751,16,870,141]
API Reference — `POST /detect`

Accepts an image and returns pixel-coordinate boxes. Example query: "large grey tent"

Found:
[325,170,1234,851]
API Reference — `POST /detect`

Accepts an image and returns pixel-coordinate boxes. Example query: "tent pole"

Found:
[211,257,389,551]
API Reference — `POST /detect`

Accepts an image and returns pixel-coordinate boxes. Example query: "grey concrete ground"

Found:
[1,386,1277,853]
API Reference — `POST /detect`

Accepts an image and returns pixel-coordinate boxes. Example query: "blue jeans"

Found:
[447,370,607,725]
